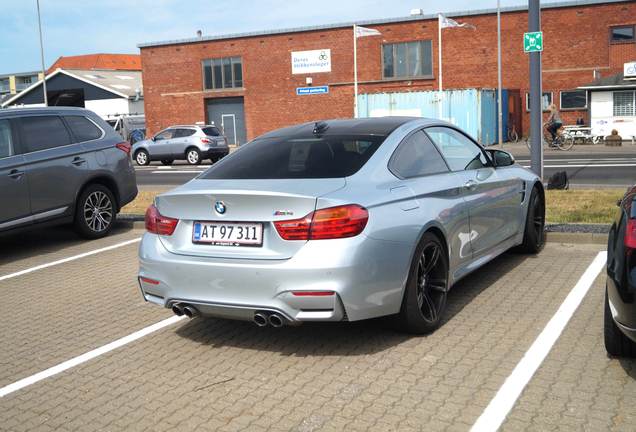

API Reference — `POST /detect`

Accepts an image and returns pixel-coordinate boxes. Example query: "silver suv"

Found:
[131,124,229,166]
[0,107,138,239]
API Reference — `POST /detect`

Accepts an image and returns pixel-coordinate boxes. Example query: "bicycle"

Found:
[507,124,519,143]
[526,123,574,151]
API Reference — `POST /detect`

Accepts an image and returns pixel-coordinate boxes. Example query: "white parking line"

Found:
[470,251,607,432]
[0,238,141,282]
[0,315,185,397]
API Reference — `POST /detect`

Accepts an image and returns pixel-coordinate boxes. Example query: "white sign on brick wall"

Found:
[625,61,636,78]
[291,49,331,74]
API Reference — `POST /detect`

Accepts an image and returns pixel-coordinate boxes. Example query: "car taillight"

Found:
[201,137,212,144]
[625,219,636,249]
[115,141,131,155]
[274,205,368,241]
[145,204,179,236]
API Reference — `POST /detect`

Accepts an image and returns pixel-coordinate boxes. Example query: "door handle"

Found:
[71,157,86,166]
[464,180,478,190]
[8,169,24,180]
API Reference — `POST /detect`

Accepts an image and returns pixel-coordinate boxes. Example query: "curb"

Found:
[117,214,609,245]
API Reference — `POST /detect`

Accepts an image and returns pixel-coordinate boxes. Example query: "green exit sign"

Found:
[524,31,543,53]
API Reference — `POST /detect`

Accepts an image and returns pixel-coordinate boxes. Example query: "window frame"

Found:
[0,118,16,159]
[610,25,635,44]
[153,128,175,141]
[613,90,636,117]
[63,115,105,143]
[423,125,493,172]
[388,129,450,180]
[525,92,553,112]
[559,90,588,111]
[381,40,434,81]
[202,56,244,91]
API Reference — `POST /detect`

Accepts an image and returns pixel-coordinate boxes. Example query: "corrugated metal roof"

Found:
[138,0,630,48]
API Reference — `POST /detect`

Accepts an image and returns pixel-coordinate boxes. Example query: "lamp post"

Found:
[36,0,48,106]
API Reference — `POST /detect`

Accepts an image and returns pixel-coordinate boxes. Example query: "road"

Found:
[134,150,636,188]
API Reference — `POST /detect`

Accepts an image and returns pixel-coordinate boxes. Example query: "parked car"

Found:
[132,124,229,166]
[605,186,636,357]
[138,117,545,333]
[0,107,138,239]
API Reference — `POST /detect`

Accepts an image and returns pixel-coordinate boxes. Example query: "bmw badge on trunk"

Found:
[214,200,226,215]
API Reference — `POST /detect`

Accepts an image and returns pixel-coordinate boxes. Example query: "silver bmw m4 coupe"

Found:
[138,117,545,333]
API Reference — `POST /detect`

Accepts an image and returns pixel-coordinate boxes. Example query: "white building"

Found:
[0,68,143,120]
[579,61,636,139]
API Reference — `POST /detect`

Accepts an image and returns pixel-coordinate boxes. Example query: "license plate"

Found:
[192,222,263,246]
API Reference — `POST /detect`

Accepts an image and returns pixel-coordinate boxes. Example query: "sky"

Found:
[1,0,575,75]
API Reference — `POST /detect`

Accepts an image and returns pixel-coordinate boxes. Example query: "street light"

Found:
[36,0,47,106]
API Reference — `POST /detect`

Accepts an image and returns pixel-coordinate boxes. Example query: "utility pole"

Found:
[497,0,503,146]
[529,0,542,178]
[36,0,48,106]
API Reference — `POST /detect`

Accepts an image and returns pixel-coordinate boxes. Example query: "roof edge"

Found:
[138,0,631,49]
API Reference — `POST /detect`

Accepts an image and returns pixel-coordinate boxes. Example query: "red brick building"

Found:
[139,0,636,142]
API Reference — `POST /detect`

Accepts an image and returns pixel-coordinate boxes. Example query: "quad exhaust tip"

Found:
[253,312,268,327]
[268,313,284,328]
[182,305,199,319]
[253,311,286,328]
[171,303,184,316]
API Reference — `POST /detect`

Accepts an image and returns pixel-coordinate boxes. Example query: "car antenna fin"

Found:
[313,121,329,135]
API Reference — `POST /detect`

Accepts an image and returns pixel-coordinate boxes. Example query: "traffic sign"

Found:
[524,31,543,53]
[296,86,329,95]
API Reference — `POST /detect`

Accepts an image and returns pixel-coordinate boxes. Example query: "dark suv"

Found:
[0,107,138,239]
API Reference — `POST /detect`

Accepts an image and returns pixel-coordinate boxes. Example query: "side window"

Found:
[175,128,196,138]
[390,130,449,178]
[0,120,14,159]
[425,127,489,171]
[154,129,174,141]
[20,116,72,153]
[65,116,103,142]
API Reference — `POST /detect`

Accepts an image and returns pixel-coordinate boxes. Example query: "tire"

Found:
[186,148,201,165]
[517,186,545,253]
[74,184,116,239]
[396,232,449,334]
[160,159,174,165]
[557,135,575,151]
[604,289,636,357]
[508,129,519,143]
[135,149,150,166]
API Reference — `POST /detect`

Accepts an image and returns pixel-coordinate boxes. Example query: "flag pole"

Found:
[353,24,358,118]
[437,16,443,119]
[36,0,48,106]
[497,0,503,146]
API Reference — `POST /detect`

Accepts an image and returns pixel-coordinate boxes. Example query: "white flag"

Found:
[355,26,381,38]
[438,14,475,30]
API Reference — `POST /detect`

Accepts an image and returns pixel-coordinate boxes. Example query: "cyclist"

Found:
[546,104,563,147]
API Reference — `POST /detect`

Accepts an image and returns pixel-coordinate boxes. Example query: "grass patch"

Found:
[121,188,625,225]
[545,189,623,224]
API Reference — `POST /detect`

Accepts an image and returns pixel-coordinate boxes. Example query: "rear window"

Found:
[202,127,221,136]
[202,134,386,179]
[65,116,103,142]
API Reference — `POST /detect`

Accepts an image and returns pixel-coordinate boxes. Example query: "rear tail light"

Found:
[625,219,636,249]
[274,204,368,241]
[139,276,160,285]
[115,141,131,155]
[200,137,212,144]
[145,204,179,236]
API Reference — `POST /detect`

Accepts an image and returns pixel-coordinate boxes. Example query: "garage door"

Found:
[206,97,247,145]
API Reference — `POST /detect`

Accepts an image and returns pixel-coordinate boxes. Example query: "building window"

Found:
[382,41,433,79]
[614,91,636,116]
[525,92,553,111]
[202,57,243,90]
[610,25,635,43]
[0,78,9,94]
[560,90,587,110]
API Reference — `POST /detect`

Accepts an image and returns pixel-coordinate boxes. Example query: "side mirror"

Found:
[487,149,515,167]
[154,136,163,141]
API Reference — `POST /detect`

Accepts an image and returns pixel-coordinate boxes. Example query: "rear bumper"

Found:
[138,232,413,323]
[202,147,229,158]
[607,278,636,343]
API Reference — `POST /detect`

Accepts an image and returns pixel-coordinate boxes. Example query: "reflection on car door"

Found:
[388,130,474,274]
[0,119,31,229]
[18,115,90,221]
[151,128,175,158]
[425,126,522,258]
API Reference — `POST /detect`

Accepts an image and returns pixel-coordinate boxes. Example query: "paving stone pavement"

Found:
[0,238,633,432]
